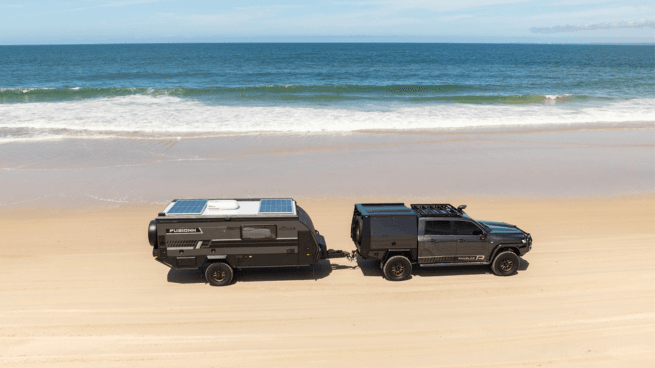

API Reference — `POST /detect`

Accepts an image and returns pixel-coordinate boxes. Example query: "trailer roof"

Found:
[161,198,297,218]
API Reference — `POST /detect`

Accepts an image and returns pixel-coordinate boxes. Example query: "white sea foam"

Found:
[542,94,571,99]
[0,95,653,142]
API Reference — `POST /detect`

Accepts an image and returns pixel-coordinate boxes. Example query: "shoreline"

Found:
[1,120,653,144]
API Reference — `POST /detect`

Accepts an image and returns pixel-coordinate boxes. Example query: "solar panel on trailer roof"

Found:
[259,199,294,213]
[167,200,208,214]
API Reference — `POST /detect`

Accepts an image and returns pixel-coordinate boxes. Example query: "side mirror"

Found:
[479,233,487,240]
[458,205,467,211]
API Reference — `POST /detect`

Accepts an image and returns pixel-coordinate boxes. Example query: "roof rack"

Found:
[410,204,463,217]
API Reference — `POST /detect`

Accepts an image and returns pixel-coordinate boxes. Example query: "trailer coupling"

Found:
[326,249,357,262]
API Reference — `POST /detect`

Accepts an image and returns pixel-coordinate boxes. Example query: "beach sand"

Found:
[0,195,653,367]
[1,127,654,367]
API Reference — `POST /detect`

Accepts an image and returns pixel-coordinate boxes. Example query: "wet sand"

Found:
[0,126,653,209]
[0,195,654,367]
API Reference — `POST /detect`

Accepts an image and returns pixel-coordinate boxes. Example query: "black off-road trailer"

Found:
[351,203,532,281]
[148,198,349,286]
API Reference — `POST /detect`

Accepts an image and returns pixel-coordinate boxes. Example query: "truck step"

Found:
[419,261,489,267]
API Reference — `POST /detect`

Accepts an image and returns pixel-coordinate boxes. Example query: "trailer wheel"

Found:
[205,262,233,286]
[383,255,412,281]
[491,251,519,276]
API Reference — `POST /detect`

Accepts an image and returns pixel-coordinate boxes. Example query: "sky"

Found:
[0,0,653,44]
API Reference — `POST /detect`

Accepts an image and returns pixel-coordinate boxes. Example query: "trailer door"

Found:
[237,225,299,266]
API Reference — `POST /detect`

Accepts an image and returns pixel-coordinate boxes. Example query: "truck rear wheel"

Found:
[205,262,233,286]
[491,251,519,276]
[383,255,412,281]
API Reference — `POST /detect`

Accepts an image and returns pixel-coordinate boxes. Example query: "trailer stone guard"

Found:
[148,198,351,286]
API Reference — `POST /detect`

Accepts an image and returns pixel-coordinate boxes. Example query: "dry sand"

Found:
[0,195,653,367]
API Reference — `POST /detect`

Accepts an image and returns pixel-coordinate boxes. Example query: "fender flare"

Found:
[382,249,413,263]
[489,244,520,261]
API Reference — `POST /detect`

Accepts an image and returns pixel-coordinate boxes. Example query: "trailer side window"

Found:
[214,226,241,240]
[425,221,453,235]
[242,225,277,240]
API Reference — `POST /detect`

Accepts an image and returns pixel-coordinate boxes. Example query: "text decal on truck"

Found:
[166,228,202,234]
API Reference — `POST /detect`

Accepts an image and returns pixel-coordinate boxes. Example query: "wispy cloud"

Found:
[530,18,655,33]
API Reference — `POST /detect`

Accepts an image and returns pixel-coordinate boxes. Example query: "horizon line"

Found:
[1,41,654,46]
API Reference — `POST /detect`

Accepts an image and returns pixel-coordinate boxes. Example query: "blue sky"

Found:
[0,0,653,44]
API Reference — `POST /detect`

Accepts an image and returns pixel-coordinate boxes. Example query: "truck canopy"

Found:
[354,203,415,217]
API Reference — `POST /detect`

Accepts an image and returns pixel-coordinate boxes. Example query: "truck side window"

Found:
[242,225,277,240]
[452,221,483,236]
[425,221,453,235]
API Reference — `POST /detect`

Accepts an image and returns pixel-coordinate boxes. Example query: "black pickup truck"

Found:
[351,203,532,281]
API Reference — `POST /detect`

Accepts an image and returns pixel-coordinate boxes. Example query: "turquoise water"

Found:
[0,43,653,140]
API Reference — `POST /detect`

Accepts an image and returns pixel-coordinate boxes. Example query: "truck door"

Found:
[452,220,488,262]
[418,219,458,263]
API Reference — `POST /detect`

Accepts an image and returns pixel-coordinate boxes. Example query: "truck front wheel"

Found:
[491,251,520,276]
[383,255,412,281]
[205,262,233,286]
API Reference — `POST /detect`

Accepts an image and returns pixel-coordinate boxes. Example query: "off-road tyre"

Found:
[205,262,233,286]
[491,251,520,276]
[383,255,412,281]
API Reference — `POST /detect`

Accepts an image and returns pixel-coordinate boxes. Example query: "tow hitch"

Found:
[326,249,357,262]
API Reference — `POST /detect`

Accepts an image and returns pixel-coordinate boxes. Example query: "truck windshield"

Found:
[296,205,315,232]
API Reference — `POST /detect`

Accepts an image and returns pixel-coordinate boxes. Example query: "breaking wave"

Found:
[0,94,653,142]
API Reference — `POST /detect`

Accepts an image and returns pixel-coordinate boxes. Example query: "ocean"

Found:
[1,43,653,142]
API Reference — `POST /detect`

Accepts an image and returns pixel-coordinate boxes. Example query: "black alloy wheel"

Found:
[383,255,412,281]
[492,251,520,276]
[205,262,234,286]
